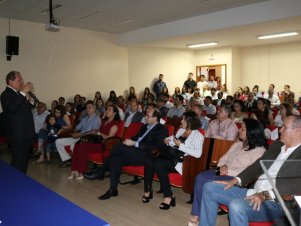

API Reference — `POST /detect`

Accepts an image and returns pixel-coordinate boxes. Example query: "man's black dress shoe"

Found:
[83,167,105,180]
[98,188,118,200]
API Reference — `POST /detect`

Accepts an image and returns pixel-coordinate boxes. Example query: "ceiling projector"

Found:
[45,23,60,32]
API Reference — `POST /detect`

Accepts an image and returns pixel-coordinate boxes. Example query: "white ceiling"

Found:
[0,0,301,49]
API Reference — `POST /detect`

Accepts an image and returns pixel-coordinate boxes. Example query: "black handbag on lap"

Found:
[77,134,103,144]
[159,136,186,163]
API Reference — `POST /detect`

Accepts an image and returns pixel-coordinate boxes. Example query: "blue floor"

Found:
[0,160,109,226]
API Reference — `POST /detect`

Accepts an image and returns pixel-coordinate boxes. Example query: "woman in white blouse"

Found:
[142,111,204,210]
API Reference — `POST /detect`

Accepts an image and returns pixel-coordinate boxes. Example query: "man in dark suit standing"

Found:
[98,104,169,200]
[1,71,35,173]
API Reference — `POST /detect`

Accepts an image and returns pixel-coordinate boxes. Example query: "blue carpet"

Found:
[0,160,109,226]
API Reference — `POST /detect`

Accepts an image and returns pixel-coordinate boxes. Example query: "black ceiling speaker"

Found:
[6,35,19,55]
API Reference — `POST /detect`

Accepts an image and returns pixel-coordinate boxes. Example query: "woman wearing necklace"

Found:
[142,111,204,210]
[187,118,268,226]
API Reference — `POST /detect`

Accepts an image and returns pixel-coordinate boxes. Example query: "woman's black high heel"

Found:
[159,196,176,210]
[142,191,153,203]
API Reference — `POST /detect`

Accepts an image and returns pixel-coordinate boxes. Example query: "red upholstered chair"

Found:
[120,124,176,185]
[123,122,144,140]
[235,122,242,129]
[165,124,174,136]
[87,121,124,164]
[219,205,274,226]
[266,124,278,146]
[198,128,206,136]
[166,117,182,133]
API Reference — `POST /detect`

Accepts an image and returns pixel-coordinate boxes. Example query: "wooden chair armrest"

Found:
[182,155,205,194]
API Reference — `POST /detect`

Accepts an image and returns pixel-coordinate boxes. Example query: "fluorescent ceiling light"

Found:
[187,42,218,48]
[113,19,134,26]
[257,31,298,40]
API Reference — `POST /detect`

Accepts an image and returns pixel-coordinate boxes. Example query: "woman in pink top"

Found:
[187,118,268,226]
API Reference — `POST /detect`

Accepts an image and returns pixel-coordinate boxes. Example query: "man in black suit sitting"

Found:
[98,104,169,200]
[1,71,36,173]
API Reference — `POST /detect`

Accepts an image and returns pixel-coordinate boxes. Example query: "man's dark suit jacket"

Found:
[238,140,301,195]
[124,111,144,125]
[1,87,35,141]
[131,123,169,154]
[212,99,226,106]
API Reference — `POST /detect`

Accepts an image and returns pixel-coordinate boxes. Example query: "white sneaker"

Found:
[67,171,78,180]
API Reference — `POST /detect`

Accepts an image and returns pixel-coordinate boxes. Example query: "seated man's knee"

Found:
[228,199,247,214]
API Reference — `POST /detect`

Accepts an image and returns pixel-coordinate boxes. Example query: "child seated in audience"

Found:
[35,114,62,163]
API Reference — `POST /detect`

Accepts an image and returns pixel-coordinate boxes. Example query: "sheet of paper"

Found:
[294,196,301,208]
[175,163,183,175]
[270,128,279,141]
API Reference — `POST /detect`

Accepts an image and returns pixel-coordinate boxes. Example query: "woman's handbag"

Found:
[159,145,184,163]
[77,134,103,144]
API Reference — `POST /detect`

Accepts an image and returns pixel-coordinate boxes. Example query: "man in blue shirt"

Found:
[55,100,101,167]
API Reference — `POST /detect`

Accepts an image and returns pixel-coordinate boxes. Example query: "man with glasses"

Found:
[205,105,238,141]
[199,116,301,226]
[98,104,168,200]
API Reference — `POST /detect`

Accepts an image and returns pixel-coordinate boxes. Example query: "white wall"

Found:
[241,41,301,96]
[1,18,301,112]
[128,47,194,97]
[0,18,128,109]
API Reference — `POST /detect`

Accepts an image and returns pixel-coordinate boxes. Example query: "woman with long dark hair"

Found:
[250,97,273,128]
[187,118,267,226]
